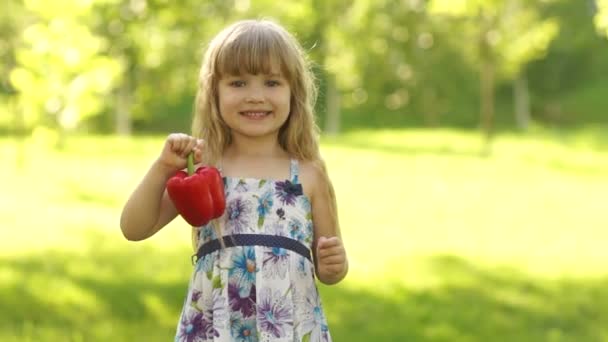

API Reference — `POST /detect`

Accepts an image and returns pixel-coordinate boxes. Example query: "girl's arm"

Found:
[302,162,349,285]
[120,134,203,241]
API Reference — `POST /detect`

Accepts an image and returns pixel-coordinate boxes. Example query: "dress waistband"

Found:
[193,234,312,264]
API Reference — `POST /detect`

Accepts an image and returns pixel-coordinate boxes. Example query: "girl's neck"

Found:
[225,134,288,160]
[221,135,291,180]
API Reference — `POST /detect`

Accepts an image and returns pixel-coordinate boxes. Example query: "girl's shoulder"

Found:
[297,159,331,199]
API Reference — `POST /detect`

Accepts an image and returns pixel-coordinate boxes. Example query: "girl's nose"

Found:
[245,85,265,103]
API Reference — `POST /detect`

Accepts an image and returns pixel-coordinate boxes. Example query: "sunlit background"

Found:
[1,0,608,341]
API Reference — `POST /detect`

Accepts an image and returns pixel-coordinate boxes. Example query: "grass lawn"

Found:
[1,127,607,341]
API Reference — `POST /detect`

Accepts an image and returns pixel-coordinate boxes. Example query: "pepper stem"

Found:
[187,152,194,176]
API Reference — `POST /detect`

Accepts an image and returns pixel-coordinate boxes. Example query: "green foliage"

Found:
[8,0,122,132]
[429,0,559,78]
[1,0,607,135]
[1,130,608,340]
[596,0,608,36]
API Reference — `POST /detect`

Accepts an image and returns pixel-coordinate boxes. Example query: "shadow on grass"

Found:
[1,234,607,341]
[323,256,608,341]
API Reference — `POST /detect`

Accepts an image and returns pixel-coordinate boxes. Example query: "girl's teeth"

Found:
[242,112,268,117]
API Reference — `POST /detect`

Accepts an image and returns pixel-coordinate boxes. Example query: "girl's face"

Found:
[217,67,291,142]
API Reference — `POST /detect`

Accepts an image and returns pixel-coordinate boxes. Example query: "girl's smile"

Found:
[239,110,272,120]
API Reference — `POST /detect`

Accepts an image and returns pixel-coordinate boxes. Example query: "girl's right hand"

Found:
[155,133,204,174]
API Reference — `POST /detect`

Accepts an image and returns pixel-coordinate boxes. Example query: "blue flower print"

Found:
[294,287,330,342]
[195,253,215,277]
[230,316,258,342]
[304,221,314,245]
[297,256,307,277]
[230,247,257,292]
[288,218,306,242]
[255,190,273,228]
[275,180,303,206]
[262,247,289,279]
[199,225,216,243]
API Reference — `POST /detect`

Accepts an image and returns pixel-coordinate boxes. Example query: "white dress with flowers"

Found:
[175,159,331,342]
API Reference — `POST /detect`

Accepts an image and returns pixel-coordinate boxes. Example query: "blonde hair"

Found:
[191,19,338,247]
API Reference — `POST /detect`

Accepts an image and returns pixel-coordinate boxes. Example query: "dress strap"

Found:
[289,159,300,184]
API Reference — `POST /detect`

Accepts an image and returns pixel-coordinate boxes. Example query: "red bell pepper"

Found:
[166,153,225,226]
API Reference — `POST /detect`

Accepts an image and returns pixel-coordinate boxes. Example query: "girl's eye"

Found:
[266,80,280,87]
[229,80,246,87]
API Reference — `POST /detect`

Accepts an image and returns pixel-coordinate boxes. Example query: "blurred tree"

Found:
[429,0,558,151]
[1,0,32,167]
[595,0,608,36]
[525,0,608,126]
[92,0,234,134]
[8,0,122,147]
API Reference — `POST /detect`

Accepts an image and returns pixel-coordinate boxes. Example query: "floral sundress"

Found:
[175,159,331,342]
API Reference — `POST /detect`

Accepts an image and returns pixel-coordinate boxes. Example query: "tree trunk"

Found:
[480,58,495,155]
[115,84,132,136]
[11,99,26,170]
[422,87,440,127]
[514,72,531,130]
[324,74,341,135]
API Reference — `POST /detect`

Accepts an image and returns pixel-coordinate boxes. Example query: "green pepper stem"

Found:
[187,153,194,176]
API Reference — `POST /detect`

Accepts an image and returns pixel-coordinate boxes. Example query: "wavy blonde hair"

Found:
[190,19,338,246]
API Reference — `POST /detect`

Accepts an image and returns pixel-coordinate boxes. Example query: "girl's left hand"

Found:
[316,236,347,283]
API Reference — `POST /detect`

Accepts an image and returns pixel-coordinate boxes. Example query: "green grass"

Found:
[1,128,608,341]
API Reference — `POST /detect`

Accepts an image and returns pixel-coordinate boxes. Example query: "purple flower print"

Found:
[275,180,303,205]
[177,311,205,342]
[227,198,252,233]
[191,289,202,303]
[228,282,256,317]
[257,288,293,338]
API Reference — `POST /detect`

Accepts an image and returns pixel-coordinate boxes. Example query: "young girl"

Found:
[120,19,348,341]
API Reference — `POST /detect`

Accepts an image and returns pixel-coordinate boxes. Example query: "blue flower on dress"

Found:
[288,218,306,242]
[275,180,303,205]
[230,316,258,342]
[195,253,215,276]
[257,288,293,338]
[262,247,289,279]
[200,225,216,242]
[255,190,273,227]
[227,198,252,233]
[230,247,257,291]
[295,287,329,342]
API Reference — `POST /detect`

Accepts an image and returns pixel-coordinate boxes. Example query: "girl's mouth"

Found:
[239,111,271,119]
